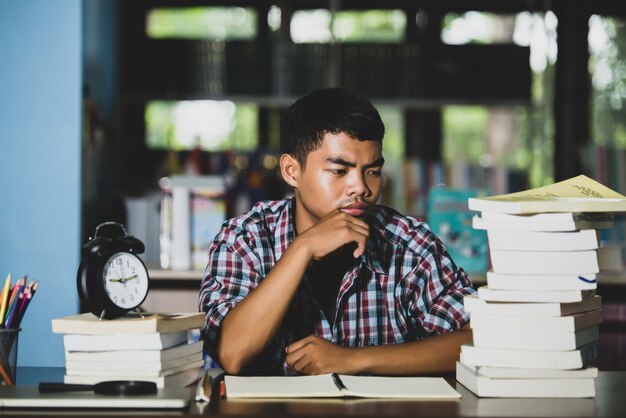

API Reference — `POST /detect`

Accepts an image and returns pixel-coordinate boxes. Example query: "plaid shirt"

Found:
[199,198,475,374]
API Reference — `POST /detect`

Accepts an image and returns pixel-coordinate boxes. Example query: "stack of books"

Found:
[52,312,206,388]
[456,175,626,398]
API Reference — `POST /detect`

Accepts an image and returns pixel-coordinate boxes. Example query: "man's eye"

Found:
[329,169,345,175]
[367,170,382,177]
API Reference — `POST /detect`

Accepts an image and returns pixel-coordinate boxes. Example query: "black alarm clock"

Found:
[77,222,150,319]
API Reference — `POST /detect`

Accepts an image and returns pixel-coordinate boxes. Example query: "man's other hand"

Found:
[285,335,358,375]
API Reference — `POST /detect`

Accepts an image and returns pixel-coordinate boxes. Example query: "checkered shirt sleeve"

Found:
[198,221,265,358]
[389,216,474,337]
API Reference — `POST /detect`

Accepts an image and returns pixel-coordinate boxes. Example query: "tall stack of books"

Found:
[52,312,206,388]
[456,175,626,398]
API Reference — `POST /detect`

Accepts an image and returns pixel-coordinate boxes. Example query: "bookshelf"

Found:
[114,0,533,196]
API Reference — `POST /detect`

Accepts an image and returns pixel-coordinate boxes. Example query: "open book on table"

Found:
[224,373,461,399]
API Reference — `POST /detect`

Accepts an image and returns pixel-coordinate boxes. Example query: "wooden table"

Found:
[7,368,626,417]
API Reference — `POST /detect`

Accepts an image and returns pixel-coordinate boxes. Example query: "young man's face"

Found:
[286,132,384,233]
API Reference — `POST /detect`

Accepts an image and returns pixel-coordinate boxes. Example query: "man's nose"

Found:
[346,172,370,197]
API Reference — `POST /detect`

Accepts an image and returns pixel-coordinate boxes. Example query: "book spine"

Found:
[159,190,173,269]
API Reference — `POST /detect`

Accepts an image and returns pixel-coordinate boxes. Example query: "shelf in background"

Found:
[148,269,626,286]
[148,268,204,281]
[122,93,531,110]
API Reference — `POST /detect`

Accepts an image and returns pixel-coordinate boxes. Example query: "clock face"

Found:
[102,252,149,310]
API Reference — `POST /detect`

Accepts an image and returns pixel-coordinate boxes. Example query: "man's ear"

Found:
[280,154,300,188]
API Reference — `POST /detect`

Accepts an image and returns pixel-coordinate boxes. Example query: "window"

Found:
[145,100,258,151]
[290,9,406,43]
[378,106,406,211]
[146,7,257,40]
[589,15,626,149]
[442,12,517,45]
[441,12,558,192]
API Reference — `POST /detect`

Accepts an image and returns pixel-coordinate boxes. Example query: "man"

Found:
[200,87,475,376]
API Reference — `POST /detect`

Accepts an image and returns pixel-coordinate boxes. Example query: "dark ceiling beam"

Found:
[553,0,591,181]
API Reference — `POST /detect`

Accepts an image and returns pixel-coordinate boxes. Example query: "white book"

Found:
[464,294,602,316]
[456,362,596,398]
[460,342,598,369]
[467,175,626,214]
[66,352,203,372]
[487,229,599,251]
[63,331,189,352]
[52,313,204,335]
[65,359,204,377]
[486,271,597,291]
[469,309,603,332]
[224,374,461,399]
[489,250,600,275]
[65,341,203,362]
[463,363,599,379]
[471,325,599,351]
[480,211,613,223]
[64,367,201,389]
[477,286,595,303]
[473,215,612,232]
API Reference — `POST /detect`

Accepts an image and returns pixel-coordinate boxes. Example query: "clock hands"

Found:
[108,274,138,284]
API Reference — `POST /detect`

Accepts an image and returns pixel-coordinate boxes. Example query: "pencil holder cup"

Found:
[0,328,20,385]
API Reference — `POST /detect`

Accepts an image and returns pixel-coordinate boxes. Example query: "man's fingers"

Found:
[353,240,367,258]
[339,214,370,231]
[291,356,312,374]
[285,336,310,354]
[304,210,371,260]
[286,348,306,369]
[286,345,311,373]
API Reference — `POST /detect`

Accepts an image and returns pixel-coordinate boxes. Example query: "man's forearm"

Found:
[351,327,473,375]
[216,238,311,374]
[285,326,473,376]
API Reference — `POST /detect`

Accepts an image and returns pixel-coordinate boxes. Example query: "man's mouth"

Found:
[340,203,370,217]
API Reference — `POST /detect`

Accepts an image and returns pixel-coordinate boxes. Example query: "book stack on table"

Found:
[51,312,206,388]
[456,175,626,398]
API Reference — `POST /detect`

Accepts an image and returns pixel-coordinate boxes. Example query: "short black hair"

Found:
[281,87,385,167]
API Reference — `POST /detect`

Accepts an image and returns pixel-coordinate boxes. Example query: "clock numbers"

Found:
[103,252,149,310]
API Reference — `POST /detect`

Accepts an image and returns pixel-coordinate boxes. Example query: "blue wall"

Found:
[0,1,82,367]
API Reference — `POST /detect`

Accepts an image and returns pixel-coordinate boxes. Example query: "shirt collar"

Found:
[273,197,297,261]
[363,224,387,275]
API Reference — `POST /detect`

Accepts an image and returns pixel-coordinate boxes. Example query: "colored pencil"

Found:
[15,288,32,327]
[4,292,22,329]
[0,359,13,385]
[0,274,39,384]
[0,275,11,326]
[3,278,26,328]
